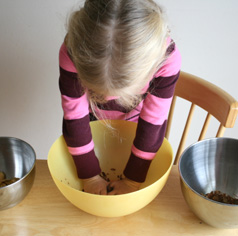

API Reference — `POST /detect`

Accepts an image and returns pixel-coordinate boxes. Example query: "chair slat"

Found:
[174,103,196,165]
[198,113,212,141]
[165,96,177,139]
[216,124,226,137]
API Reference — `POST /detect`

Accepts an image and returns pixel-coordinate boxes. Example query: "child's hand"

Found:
[107,178,141,195]
[82,175,108,195]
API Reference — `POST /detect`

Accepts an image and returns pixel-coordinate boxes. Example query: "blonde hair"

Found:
[66,0,169,111]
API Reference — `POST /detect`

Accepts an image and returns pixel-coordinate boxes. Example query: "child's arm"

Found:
[59,43,104,194]
[123,41,182,184]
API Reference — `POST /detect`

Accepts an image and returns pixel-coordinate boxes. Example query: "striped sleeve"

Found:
[124,41,181,182]
[59,43,101,179]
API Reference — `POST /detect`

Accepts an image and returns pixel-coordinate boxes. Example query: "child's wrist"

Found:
[82,175,101,183]
[124,177,141,188]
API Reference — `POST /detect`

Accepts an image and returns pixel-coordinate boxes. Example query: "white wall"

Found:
[0,0,237,159]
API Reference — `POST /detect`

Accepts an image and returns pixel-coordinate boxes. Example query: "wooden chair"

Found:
[165,71,238,165]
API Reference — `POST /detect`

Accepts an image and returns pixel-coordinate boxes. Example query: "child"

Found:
[59,0,181,195]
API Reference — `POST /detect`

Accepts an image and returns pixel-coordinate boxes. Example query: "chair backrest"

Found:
[165,71,238,164]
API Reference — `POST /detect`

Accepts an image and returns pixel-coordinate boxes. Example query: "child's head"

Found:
[66,0,169,108]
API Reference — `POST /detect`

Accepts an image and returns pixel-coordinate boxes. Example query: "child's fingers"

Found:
[107,182,118,195]
[107,184,114,193]
[108,181,116,187]
[100,187,108,195]
[107,188,118,195]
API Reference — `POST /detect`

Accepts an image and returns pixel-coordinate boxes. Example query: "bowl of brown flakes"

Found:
[0,137,36,210]
[179,137,238,228]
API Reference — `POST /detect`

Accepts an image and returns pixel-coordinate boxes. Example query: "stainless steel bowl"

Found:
[179,137,238,228]
[0,137,36,210]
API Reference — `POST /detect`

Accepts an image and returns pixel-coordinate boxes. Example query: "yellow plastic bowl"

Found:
[48,120,173,217]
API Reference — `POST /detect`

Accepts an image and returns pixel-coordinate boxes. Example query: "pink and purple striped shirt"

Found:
[59,39,181,182]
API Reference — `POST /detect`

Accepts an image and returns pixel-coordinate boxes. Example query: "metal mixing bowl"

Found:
[179,137,238,228]
[0,137,36,210]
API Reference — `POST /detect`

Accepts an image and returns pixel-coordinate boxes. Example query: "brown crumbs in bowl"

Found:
[202,190,238,205]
